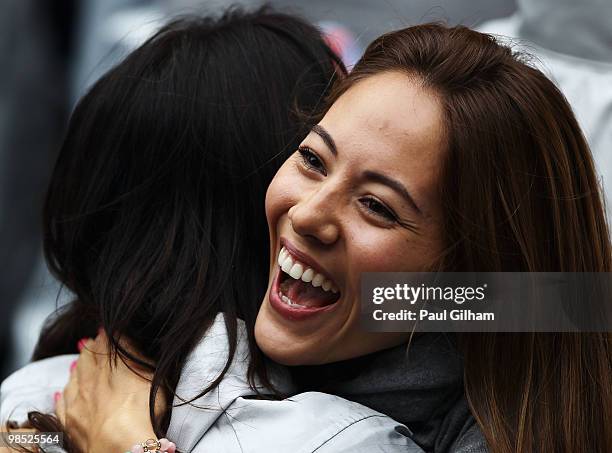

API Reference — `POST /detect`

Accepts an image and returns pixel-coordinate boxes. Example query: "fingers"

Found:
[76,338,101,370]
[90,333,111,361]
[76,338,88,353]
[84,330,151,373]
[60,354,90,453]
[61,358,80,415]
[58,340,87,423]
[54,391,65,425]
[159,438,176,453]
[91,330,142,371]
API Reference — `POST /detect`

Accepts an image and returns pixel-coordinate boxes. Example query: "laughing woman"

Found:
[4,21,612,453]
[255,24,612,452]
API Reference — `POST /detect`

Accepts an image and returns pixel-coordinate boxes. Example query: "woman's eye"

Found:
[298,147,327,175]
[360,197,397,223]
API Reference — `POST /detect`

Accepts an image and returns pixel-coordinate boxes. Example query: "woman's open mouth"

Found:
[269,245,341,321]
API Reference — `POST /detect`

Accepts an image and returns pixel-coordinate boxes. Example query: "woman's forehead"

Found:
[314,73,444,188]
[321,72,443,156]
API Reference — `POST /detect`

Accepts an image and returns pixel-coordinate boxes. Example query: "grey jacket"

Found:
[1,315,422,453]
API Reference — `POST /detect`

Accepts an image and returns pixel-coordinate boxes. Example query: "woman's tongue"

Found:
[280,277,338,308]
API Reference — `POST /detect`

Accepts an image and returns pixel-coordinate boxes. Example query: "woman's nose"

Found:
[288,193,340,245]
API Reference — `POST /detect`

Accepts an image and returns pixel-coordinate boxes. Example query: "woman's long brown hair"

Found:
[329,24,612,452]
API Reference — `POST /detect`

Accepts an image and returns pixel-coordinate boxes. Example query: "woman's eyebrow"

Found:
[362,170,422,215]
[310,124,422,215]
[311,124,337,156]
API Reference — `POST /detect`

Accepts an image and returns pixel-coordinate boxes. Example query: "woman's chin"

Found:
[255,327,310,366]
[254,317,325,366]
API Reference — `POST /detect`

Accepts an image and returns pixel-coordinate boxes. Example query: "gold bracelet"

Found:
[129,437,175,453]
[141,438,161,452]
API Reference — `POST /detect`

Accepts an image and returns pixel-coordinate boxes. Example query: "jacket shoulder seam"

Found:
[310,414,391,452]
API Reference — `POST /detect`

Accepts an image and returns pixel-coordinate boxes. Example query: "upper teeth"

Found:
[278,247,338,293]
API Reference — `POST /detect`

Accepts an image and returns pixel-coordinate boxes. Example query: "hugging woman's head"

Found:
[36,7,342,433]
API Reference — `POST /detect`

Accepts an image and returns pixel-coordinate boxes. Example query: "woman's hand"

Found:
[55,333,165,453]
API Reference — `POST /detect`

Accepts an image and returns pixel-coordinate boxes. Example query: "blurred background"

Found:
[1,0,611,379]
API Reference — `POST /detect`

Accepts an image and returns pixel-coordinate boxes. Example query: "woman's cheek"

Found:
[342,213,406,271]
[349,232,424,273]
[347,216,443,272]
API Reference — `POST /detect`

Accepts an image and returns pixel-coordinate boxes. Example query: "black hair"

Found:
[31,5,344,438]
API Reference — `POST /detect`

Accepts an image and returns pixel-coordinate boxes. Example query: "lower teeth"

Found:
[279,291,305,308]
